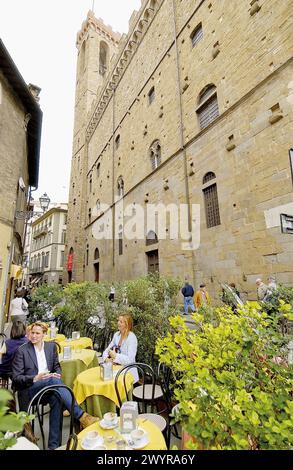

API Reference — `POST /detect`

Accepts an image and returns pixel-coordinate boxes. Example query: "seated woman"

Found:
[0,321,28,377]
[102,313,138,382]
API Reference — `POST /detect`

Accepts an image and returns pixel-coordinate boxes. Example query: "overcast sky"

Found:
[0,0,141,204]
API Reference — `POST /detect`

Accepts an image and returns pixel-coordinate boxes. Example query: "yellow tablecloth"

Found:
[60,349,98,389]
[73,365,134,407]
[77,418,167,450]
[58,337,93,353]
[59,349,96,368]
[44,334,66,343]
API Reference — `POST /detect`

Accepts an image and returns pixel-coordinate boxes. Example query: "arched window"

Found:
[117,176,124,197]
[191,23,203,47]
[146,230,158,246]
[94,248,100,261]
[97,162,100,177]
[203,172,216,184]
[99,41,109,76]
[202,172,221,228]
[148,86,155,105]
[88,208,91,224]
[115,134,120,149]
[96,199,101,211]
[196,84,219,130]
[150,140,161,170]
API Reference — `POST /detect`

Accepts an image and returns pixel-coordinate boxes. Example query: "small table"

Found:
[77,418,167,450]
[60,349,98,389]
[73,365,134,418]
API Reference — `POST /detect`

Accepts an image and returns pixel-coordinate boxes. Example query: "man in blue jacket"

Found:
[181,280,196,315]
[12,321,97,449]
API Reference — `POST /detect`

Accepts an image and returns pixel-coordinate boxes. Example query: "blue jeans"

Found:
[28,377,83,449]
[184,296,196,314]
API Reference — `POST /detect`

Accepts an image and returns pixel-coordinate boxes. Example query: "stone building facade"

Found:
[66,0,293,300]
[0,40,42,327]
[29,206,68,286]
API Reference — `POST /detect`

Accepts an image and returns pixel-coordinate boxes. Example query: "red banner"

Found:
[67,253,73,271]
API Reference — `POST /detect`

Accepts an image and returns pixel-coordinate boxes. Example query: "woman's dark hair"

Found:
[11,321,26,339]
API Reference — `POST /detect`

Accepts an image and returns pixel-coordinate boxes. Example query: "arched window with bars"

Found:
[196,84,219,130]
[202,172,221,228]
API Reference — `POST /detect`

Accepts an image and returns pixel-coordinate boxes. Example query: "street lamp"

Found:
[39,193,50,212]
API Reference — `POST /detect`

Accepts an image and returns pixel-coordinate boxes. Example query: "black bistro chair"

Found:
[27,384,78,450]
[114,363,168,441]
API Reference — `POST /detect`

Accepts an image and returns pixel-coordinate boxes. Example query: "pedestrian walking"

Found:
[255,278,269,301]
[9,287,29,324]
[195,284,211,309]
[181,280,196,315]
[108,285,115,302]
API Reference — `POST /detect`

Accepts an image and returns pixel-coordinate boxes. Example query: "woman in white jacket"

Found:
[102,313,138,382]
[9,288,28,324]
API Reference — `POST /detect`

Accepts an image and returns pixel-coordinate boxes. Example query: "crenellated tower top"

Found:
[76,10,121,49]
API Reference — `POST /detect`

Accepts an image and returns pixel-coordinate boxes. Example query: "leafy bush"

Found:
[0,390,33,450]
[28,285,64,322]
[123,275,181,366]
[156,302,293,450]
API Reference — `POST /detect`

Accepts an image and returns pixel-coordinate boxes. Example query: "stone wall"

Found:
[67,0,293,300]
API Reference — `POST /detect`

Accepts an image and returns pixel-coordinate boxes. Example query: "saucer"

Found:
[128,434,149,450]
[99,418,119,430]
[81,435,104,450]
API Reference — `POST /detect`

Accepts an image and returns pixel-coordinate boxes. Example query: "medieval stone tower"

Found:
[66,1,293,299]
[66,11,120,282]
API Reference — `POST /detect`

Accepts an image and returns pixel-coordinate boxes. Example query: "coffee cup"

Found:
[130,428,146,444]
[103,412,117,425]
[83,430,101,448]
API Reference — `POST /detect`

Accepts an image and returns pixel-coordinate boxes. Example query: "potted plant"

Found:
[0,390,34,450]
[156,302,293,450]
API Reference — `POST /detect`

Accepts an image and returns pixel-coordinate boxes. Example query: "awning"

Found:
[10,264,23,279]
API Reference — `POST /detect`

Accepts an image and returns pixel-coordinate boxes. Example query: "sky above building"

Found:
[0,0,141,205]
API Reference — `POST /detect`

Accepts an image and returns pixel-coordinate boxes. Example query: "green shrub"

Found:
[156,302,293,450]
[28,285,64,322]
[0,390,34,450]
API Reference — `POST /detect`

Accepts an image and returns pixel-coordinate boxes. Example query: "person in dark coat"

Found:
[181,280,196,315]
[12,321,98,449]
[0,321,28,376]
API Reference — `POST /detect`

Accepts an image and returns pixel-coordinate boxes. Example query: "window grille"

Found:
[191,23,203,47]
[197,94,219,130]
[203,172,216,184]
[203,183,221,228]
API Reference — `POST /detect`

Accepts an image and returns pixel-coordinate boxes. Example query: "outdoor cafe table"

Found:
[58,336,93,353]
[73,365,134,419]
[77,418,167,450]
[59,349,99,389]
